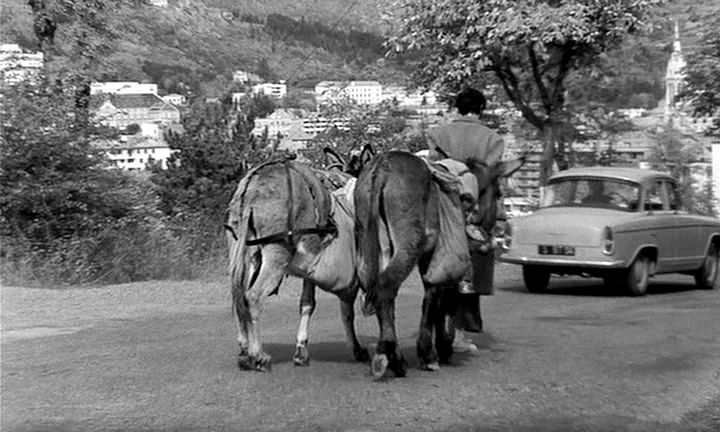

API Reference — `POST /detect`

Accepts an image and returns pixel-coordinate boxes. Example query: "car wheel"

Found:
[523,265,550,293]
[623,255,650,296]
[694,244,718,290]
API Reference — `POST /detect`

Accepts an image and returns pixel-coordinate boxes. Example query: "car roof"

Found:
[549,166,675,185]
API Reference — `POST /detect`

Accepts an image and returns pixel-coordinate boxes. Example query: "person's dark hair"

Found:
[455,88,486,115]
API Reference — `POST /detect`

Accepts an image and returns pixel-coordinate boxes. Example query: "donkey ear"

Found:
[359,144,375,165]
[498,158,526,178]
[323,147,345,168]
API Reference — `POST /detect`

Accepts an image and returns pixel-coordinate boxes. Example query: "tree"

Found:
[387,0,659,183]
[150,98,268,234]
[256,57,276,82]
[309,99,413,164]
[647,126,714,215]
[678,16,720,134]
[1,82,178,284]
[27,0,139,122]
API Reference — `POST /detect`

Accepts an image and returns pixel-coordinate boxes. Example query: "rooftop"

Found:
[90,93,177,111]
[550,166,674,185]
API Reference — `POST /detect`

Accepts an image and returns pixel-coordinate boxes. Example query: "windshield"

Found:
[541,177,641,212]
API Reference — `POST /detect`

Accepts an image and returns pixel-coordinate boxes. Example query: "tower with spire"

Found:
[664,20,686,119]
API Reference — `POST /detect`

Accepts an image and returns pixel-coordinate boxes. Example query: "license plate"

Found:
[538,245,575,256]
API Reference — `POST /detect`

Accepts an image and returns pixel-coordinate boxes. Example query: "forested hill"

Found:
[0,0,716,105]
[0,0,403,97]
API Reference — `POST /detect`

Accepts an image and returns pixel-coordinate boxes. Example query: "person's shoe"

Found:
[452,330,479,354]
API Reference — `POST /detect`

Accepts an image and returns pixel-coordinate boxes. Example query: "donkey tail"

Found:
[357,160,385,315]
[229,203,255,323]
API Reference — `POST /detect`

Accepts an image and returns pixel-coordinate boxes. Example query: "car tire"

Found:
[523,265,550,293]
[694,244,718,290]
[623,255,650,296]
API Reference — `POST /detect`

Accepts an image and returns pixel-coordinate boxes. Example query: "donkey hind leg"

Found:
[372,296,407,379]
[337,288,370,362]
[293,279,316,366]
[434,284,455,364]
[416,283,440,371]
[242,244,289,372]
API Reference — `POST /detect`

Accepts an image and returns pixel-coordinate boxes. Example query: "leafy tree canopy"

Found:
[150,97,269,230]
[678,16,720,134]
[387,0,660,183]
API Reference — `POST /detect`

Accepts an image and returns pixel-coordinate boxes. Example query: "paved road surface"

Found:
[2,264,719,431]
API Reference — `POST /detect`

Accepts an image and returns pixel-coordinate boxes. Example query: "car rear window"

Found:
[541,177,640,212]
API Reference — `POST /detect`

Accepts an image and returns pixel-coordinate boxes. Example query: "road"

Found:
[2,264,719,431]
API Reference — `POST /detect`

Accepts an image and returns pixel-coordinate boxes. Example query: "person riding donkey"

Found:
[426,87,509,353]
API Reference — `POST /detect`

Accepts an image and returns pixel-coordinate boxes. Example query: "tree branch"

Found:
[549,43,574,111]
[528,42,552,113]
[493,63,545,130]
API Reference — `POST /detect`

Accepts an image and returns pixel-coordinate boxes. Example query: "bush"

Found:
[0,83,221,286]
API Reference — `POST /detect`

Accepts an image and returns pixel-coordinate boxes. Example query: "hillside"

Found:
[0,0,717,103]
[0,0,403,97]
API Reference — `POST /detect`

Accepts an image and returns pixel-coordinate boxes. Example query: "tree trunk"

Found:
[28,0,56,56]
[539,121,570,185]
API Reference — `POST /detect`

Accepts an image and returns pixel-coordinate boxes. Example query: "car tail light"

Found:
[602,226,614,255]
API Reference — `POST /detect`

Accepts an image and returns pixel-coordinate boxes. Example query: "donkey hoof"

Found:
[390,354,408,378]
[293,344,310,367]
[371,354,389,379]
[237,353,253,370]
[254,353,272,372]
[354,346,371,362]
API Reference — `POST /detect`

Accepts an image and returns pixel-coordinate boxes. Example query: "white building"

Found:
[148,0,168,6]
[251,81,287,99]
[98,137,176,171]
[315,81,383,106]
[0,43,43,84]
[251,109,303,138]
[161,93,187,106]
[665,21,686,119]
[713,143,720,214]
[382,85,438,107]
[90,81,158,95]
[233,70,261,84]
[302,117,349,135]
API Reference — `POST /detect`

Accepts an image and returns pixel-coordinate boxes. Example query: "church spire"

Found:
[673,20,682,53]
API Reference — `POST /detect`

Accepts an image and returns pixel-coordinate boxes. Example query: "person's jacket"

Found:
[426,115,504,166]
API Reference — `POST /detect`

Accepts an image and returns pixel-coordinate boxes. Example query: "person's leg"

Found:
[453,277,481,353]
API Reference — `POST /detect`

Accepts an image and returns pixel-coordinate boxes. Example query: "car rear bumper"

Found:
[498,255,626,268]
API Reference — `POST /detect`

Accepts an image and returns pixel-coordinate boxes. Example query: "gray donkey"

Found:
[225,147,373,372]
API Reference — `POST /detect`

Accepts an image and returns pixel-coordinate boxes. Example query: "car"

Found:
[498,166,720,296]
[503,196,536,219]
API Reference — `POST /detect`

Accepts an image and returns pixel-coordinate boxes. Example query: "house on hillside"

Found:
[161,93,187,106]
[233,70,261,84]
[96,136,176,171]
[90,93,181,130]
[251,109,304,138]
[91,81,158,95]
[251,81,287,99]
[0,43,43,85]
[315,81,383,106]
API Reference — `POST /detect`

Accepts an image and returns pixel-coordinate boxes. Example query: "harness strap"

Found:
[246,225,338,246]
[284,159,295,245]
[244,160,338,247]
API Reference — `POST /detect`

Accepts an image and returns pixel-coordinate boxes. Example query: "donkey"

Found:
[225,147,373,371]
[290,146,373,367]
[354,151,523,378]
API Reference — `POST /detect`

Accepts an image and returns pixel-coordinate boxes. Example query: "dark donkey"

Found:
[354,151,523,378]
